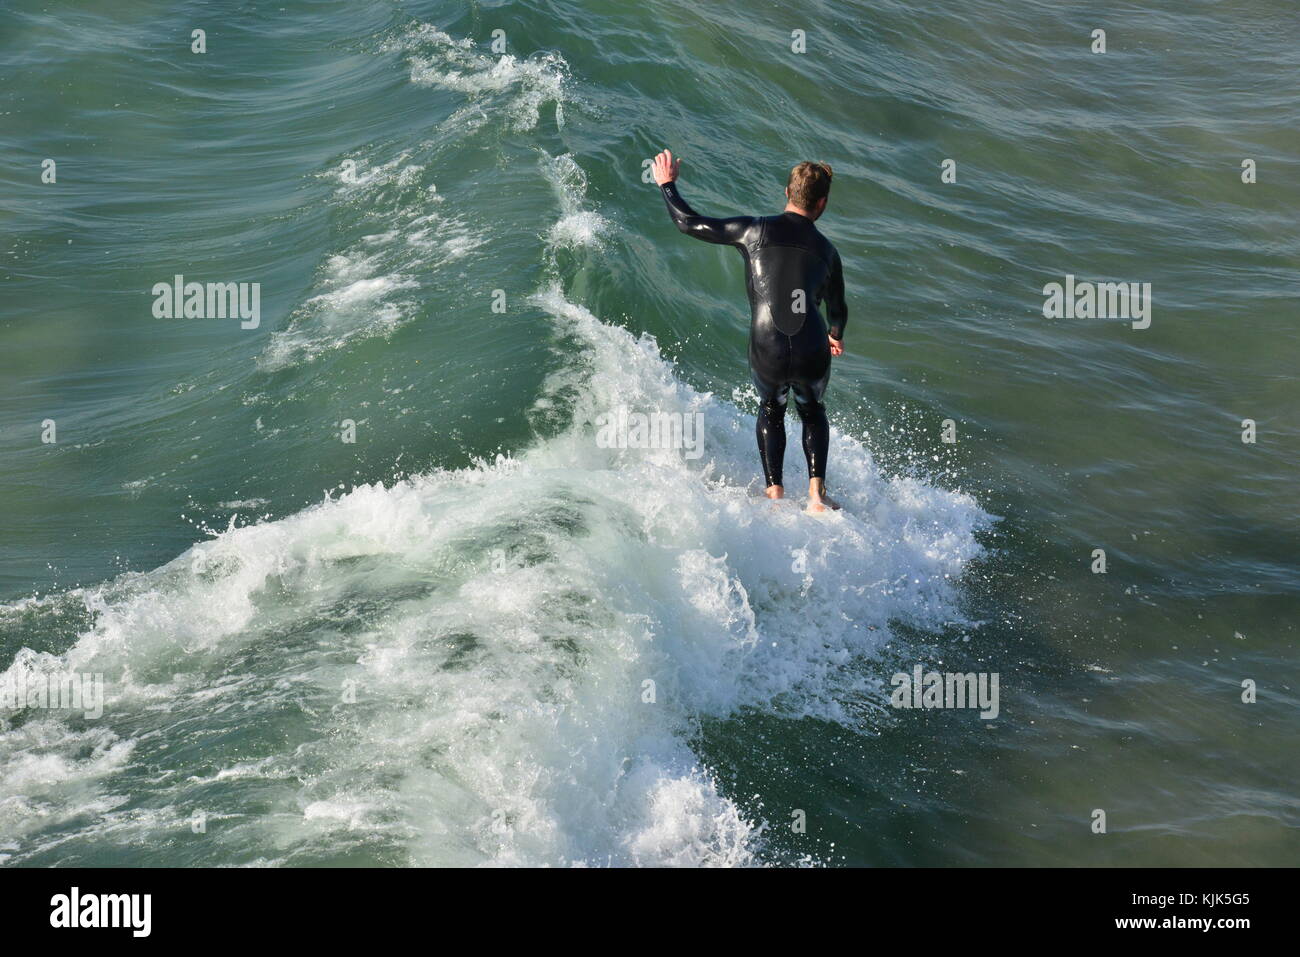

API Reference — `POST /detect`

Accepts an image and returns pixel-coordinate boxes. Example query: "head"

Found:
[784,161,833,220]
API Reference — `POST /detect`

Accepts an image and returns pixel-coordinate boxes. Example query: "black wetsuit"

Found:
[660,181,847,488]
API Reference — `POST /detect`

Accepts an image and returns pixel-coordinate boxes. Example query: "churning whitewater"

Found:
[0,21,989,867]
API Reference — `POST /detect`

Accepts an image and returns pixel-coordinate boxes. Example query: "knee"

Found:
[793,399,825,421]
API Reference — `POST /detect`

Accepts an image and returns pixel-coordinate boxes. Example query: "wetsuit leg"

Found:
[790,373,830,481]
[753,371,789,488]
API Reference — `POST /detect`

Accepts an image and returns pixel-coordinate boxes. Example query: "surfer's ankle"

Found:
[764,484,784,500]
[807,479,841,512]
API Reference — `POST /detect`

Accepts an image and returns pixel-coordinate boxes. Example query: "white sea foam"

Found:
[392,24,569,132]
[541,152,609,251]
[0,284,988,865]
[259,205,480,370]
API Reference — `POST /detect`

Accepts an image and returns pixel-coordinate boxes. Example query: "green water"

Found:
[0,0,1296,866]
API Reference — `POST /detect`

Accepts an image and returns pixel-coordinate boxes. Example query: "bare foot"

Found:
[764,484,785,500]
[806,481,841,513]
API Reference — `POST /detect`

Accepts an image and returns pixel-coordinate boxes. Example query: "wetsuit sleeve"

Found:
[660,182,752,247]
[825,247,848,340]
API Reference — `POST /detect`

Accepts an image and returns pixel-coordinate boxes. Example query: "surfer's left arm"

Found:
[826,246,847,356]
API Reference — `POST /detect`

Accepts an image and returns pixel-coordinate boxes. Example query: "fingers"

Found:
[652,149,680,185]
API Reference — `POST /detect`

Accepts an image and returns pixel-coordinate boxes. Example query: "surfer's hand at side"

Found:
[829,335,844,357]
[652,149,680,186]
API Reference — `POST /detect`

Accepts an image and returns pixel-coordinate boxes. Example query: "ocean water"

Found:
[0,0,1296,866]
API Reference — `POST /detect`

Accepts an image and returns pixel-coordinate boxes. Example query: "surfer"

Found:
[653,151,847,511]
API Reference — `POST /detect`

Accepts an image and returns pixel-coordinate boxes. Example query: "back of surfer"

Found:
[653,151,847,512]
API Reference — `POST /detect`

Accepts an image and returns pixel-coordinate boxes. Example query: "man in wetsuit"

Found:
[653,151,847,511]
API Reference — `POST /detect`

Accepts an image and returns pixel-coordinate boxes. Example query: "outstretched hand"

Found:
[829,336,844,357]
[652,149,680,186]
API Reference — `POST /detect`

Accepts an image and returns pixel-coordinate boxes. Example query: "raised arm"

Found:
[653,149,752,247]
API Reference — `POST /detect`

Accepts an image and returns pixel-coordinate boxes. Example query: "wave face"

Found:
[0,16,989,867]
[0,290,985,866]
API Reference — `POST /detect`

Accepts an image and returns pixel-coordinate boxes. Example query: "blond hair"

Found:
[786,161,833,209]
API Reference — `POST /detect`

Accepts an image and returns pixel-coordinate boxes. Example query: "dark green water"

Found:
[0,0,1296,866]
